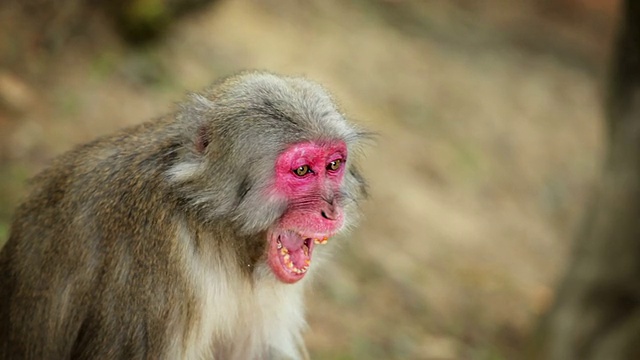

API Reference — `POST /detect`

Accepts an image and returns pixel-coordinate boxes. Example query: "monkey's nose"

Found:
[320,207,338,221]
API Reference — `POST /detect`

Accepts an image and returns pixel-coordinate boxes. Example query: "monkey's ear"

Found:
[195,125,211,154]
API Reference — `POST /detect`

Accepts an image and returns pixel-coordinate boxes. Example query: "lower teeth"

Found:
[283,256,309,274]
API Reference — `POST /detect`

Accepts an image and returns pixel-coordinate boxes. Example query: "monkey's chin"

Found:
[267,230,321,284]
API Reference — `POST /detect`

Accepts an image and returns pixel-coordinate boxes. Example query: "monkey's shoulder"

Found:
[16,117,179,217]
[39,117,175,176]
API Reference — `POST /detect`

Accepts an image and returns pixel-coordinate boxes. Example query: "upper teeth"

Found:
[314,237,329,245]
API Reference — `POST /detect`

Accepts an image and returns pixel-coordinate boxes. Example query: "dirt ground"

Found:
[0,0,619,358]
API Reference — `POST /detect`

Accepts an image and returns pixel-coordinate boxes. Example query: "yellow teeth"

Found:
[281,248,310,274]
[283,257,309,274]
[313,237,329,245]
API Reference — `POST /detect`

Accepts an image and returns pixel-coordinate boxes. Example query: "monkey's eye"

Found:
[294,165,312,177]
[327,159,342,171]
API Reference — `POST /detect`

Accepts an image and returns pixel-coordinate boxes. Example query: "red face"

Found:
[267,140,347,283]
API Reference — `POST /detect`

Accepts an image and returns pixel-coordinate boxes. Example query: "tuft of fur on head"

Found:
[166,71,369,235]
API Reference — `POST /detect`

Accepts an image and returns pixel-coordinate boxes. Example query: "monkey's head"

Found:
[169,72,368,284]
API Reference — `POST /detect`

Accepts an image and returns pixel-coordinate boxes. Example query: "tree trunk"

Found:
[533,1,640,359]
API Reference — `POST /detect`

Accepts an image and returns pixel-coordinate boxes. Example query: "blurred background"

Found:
[0,0,622,358]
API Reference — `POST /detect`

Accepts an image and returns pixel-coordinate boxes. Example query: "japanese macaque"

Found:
[0,71,368,359]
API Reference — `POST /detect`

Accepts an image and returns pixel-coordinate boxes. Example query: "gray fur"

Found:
[0,71,367,359]
[169,71,367,234]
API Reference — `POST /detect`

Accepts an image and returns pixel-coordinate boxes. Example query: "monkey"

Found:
[0,71,368,359]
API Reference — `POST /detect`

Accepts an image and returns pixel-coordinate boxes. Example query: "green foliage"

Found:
[90,51,120,80]
[123,0,171,40]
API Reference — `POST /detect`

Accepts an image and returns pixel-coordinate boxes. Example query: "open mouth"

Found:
[267,230,330,283]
